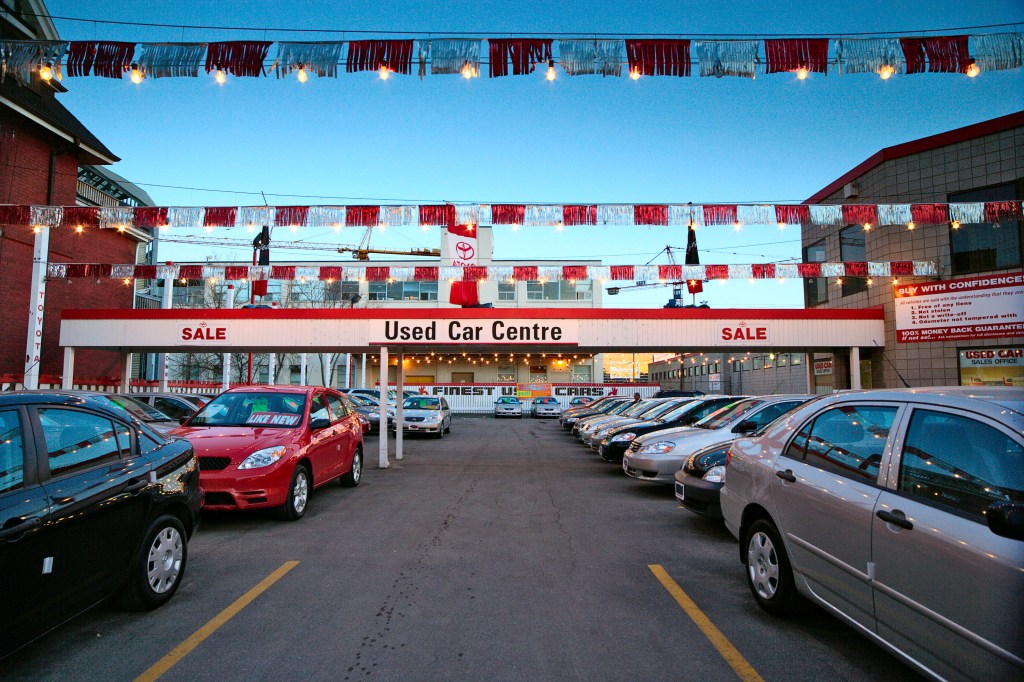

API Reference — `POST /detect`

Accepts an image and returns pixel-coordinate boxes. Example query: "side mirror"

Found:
[733,419,758,434]
[310,417,331,430]
[987,501,1024,541]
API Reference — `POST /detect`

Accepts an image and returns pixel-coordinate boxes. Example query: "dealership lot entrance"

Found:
[59,306,885,468]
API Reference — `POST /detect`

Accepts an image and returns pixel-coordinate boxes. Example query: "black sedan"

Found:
[596,396,737,462]
[675,441,733,519]
[0,391,201,659]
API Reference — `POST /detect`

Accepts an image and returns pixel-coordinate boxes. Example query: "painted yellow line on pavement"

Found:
[649,564,764,682]
[135,560,300,682]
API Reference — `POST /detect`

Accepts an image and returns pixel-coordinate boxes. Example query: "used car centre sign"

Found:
[370,319,579,345]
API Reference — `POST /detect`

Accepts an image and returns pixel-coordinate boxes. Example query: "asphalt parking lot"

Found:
[3,416,918,681]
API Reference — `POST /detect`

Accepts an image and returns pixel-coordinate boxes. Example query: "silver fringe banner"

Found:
[440,266,463,281]
[156,265,178,279]
[249,266,269,280]
[868,262,891,276]
[837,38,903,75]
[275,42,344,78]
[588,265,611,281]
[380,205,417,227]
[306,206,346,227]
[729,264,754,279]
[737,204,774,225]
[30,206,62,228]
[694,40,758,78]
[634,265,658,282]
[202,266,225,280]
[236,207,276,227]
[342,266,364,281]
[821,262,845,277]
[597,204,634,225]
[682,265,705,280]
[524,205,563,225]
[111,264,136,278]
[295,266,319,280]
[948,202,985,224]
[536,266,561,281]
[138,43,206,78]
[913,261,938,276]
[808,205,844,226]
[99,207,134,229]
[46,263,66,278]
[456,204,489,226]
[557,39,623,77]
[167,207,205,228]
[429,39,482,75]
[1,40,66,83]
[489,265,513,281]
[971,33,1023,71]
[876,204,912,225]
[775,264,799,279]
[390,266,414,281]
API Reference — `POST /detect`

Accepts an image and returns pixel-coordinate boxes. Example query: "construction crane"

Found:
[337,226,440,261]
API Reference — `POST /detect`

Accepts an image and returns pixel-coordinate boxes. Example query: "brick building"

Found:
[0,2,150,384]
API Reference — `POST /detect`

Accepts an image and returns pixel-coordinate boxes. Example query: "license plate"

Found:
[409,425,418,430]
[675,483,685,501]
[598,445,604,456]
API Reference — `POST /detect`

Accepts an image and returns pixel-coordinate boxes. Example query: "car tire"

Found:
[444,420,451,434]
[744,518,800,616]
[279,464,311,521]
[340,448,361,488]
[436,423,444,439]
[119,514,187,611]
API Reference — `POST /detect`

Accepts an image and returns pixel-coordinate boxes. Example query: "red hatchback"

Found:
[171,386,363,520]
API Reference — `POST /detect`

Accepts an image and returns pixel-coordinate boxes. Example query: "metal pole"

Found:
[157,266,174,391]
[222,284,234,391]
[268,353,276,386]
[378,346,389,469]
[299,353,307,386]
[396,351,404,461]
[345,353,351,388]
[361,352,367,388]
[24,227,50,390]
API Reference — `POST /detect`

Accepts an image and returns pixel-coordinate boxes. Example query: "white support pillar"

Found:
[850,347,862,390]
[345,353,352,388]
[61,347,74,390]
[120,353,132,392]
[268,353,276,386]
[378,346,389,469]
[396,351,404,461]
[361,353,367,388]
[299,353,307,386]
[157,274,174,391]
[24,227,50,390]
[220,284,234,391]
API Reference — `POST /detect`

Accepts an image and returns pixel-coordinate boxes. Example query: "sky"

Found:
[45,1,1024,309]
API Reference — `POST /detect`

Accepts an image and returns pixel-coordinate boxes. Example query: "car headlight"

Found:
[639,441,676,455]
[610,432,636,443]
[566,417,579,423]
[424,413,442,421]
[237,446,286,470]
[703,465,727,483]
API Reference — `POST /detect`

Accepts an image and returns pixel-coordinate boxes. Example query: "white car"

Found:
[494,396,523,418]
[531,397,561,418]
[721,388,1024,681]
[394,396,451,438]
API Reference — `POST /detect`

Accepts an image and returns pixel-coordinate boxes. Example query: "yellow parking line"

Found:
[135,560,300,682]
[648,564,764,682]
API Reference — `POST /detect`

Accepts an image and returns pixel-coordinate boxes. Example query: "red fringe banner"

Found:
[634,205,669,225]
[752,264,776,279]
[204,207,237,227]
[703,205,738,225]
[890,261,914,276]
[900,36,970,74]
[345,206,381,227]
[134,207,168,228]
[658,264,682,280]
[463,266,488,281]
[418,205,456,226]
[491,204,527,224]
[92,42,136,78]
[844,262,869,276]
[319,266,342,281]
[365,267,390,282]
[178,265,203,279]
[346,40,415,74]
[910,204,948,225]
[134,265,157,279]
[205,41,272,77]
[93,264,112,278]
[563,266,588,281]
[225,266,248,280]
[488,39,552,77]
[842,204,879,226]
[797,263,822,278]
[984,201,1023,223]
[414,266,439,281]
[274,207,309,226]
[0,205,30,225]
[62,207,99,228]
[625,40,691,76]
[764,39,829,73]
[705,265,730,280]
[271,266,296,280]
[64,264,89,278]
[610,265,634,280]
[514,265,538,280]
[774,205,810,224]
[563,205,597,225]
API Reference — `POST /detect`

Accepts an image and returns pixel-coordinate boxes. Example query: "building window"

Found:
[369,281,438,301]
[498,282,515,301]
[496,365,516,382]
[572,365,592,382]
[949,183,1022,275]
[451,372,474,383]
[526,280,593,301]
[839,225,868,296]
[804,240,828,306]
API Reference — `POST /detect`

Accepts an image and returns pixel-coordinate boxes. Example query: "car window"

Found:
[153,396,193,420]
[790,405,897,482]
[0,410,25,494]
[326,395,348,420]
[107,395,172,422]
[310,395,331,422]
[749,400,807,431]
[441,398,449,410]
[898,409,1024,519]
[39,408,122,476]
[698,400,762,430]
[139,432,163,455]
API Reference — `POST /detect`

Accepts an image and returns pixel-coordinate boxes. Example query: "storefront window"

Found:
[958,347,1023,387]
[526,280,593,301]
[839,226,868,296]
[498,282,516,301]
[572,365,592,382]
[369,281,438,301]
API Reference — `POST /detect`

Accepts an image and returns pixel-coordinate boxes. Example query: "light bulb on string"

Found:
[907,221,915,230]
[379,66,391,80]
[39,62,52,81]
[545,59,556,81]
[878,64,895,80]
[863,222,872,231]
[951,220,960,230]
[460,63,476,79]
[965,59,980,78]
[129,64,143,84]
[297,65,308,83]
[215,68,226,85]
[796,67,809,80]
[629,68,640,81]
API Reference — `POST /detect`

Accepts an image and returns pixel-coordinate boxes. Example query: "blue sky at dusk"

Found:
[47,1,1024,308]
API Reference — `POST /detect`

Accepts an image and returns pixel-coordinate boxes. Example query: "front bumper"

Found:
[533,408,560,418]
[397,420,443,433]
[675,470,724,519]
[621,453,681,483]
[598,440,632,461]
[495,408,522,417]
[199,463,293,510]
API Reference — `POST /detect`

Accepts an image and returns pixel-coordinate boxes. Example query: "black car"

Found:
[0,392,201,659]
[674,441,734,519]
[596,397,738,462]
[560,396,630,430]
[653,389,705,398]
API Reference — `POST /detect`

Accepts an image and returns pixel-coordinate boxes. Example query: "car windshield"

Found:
[348,394,372,406]
[497,397,520,404]
[536,398,558,404]
[643,401,684,421]
[695,399,763,430]
[657,399,703,422]
[106,395,172,422]
[189,392,308,428]
[404,398,440,410]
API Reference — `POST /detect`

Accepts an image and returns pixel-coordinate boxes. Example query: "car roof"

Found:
[825,387,1024,416]
[219,386,320,396]
[0,390,149,422]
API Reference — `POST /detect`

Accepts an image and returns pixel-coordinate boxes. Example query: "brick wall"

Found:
[0,117,133,380]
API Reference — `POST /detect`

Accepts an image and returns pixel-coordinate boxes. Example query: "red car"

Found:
[171,386,363,520]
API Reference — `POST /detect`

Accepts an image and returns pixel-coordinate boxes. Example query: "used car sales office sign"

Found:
[894,272,1024,343]
[370,319,579,345]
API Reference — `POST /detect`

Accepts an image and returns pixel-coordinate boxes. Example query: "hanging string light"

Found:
[130,63,143,83]
[297,65,308,83]
[214,68,226,84]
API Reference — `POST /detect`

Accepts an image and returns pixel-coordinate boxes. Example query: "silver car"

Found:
[721,388,1024,681]
[494,396,524,418]
[531,397,561,418]
[622,396,813,483]
[394,395,451,438]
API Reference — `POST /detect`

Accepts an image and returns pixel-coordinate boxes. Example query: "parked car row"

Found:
[555,388,1024,682]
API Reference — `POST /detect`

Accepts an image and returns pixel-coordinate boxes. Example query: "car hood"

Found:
[401,409,443,418]
[169,425,301,460]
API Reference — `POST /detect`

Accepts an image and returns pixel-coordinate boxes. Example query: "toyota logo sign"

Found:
[455,241,475,260]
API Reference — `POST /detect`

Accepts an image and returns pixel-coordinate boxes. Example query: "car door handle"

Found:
[876,509,914,530]
[775,469,796,483]
[0,517,41,540]
[123,480,148,494]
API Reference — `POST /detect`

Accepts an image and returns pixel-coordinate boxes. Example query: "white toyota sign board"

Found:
[894,272,1024,343]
